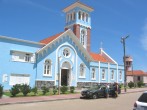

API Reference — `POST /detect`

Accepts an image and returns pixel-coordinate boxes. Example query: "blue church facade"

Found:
[0,1,124,90]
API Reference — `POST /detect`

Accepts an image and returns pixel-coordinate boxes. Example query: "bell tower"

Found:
[63,1,93,52]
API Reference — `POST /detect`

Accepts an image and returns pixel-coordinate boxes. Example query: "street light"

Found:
[121,35,129,92]
[58,56,61,95]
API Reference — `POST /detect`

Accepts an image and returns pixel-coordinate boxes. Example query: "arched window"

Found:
[70,13,72,21]
[86,13,89,22]
[81,29,87,48]
[111,70,114,80]
[82,12,85,21]
[44,59,51,76]
[102,69,105,80]
[73,12,76,20]
[66,14,68,23]
[80,63,85,77]
[68,14,70,22]
[119,71,122,80]
[78,11,81,20]
[92,68,96,80]
[63,48,70,58]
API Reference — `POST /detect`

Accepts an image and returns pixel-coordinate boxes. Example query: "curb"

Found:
[0,97,79,106]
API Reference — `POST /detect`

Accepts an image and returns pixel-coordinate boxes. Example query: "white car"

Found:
[133,91,147,110]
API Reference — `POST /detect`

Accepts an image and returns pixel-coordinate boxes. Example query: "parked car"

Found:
[133,91,147,110]
[81,85,115,99]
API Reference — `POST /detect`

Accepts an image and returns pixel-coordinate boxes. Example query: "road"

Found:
[0,92,142,110]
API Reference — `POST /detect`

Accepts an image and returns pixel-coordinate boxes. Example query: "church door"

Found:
[61,69,69,86]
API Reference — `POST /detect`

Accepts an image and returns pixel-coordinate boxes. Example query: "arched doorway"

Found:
[61,61,71,86]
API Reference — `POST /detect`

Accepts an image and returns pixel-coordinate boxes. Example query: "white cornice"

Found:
[65,23,91,29]
[0,35,44,45]
[63,2,94,13]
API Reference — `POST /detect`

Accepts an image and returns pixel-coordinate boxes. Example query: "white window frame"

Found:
[63,48,71,58]
[25,54,31,62]
[119,70,122,81]
[80,29,87,48]
[102,69,106,80]
[91,68,96,80]
[79,63,86,78]
[78,11,81,20]
[86,13,89,22]
[43,59,52,77]
[73,11,76,20]
[111,70,115,80]
[11,50,35,63]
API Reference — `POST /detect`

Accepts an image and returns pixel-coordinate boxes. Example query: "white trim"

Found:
[0,35,44,45]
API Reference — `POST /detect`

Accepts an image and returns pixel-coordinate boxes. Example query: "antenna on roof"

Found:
[76,0,80,2]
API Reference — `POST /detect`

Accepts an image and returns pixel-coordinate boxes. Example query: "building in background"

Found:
[126,56,147,85]
[0,1,124,90]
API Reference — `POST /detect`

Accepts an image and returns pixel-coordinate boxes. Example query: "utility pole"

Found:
[121,35,129,92]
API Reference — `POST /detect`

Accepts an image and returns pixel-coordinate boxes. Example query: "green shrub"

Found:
[0,84,3,98]
[10,85,20,97]
[119,83,123,89]
[70,86,75,93]
[137,81,144,88]
[41,85,49,95]
[53,86,57,95]
[31,86,38,95]
[21,84,31,96]
[60,86,68,94]
[128,81,134,88]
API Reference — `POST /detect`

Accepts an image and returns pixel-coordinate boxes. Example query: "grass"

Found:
[4,90,78,97]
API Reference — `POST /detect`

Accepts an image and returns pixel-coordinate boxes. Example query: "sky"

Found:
[0,0,147,71]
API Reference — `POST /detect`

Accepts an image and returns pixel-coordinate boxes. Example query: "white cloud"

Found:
[141,20,147,51]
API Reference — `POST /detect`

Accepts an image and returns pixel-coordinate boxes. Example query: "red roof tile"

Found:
[40,32,64,44]
[127,70,147,76]
[90,52,108,63]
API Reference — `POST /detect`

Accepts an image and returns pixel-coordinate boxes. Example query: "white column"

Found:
[99,61,100,83]
[108,63,110,83]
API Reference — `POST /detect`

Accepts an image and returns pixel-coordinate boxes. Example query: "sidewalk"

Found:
[0,87,147,105]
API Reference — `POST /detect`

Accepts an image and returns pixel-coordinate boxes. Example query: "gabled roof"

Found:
[100,48,117,64]
[37,29,93,62]
[40,32,64,44]
[90,52,108,63]
[127,70,147,76]
[63,1,94,13]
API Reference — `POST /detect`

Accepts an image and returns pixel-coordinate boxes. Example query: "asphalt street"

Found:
[0,92,142,110]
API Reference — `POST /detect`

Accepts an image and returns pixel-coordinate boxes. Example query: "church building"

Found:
[0,1,124,90]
